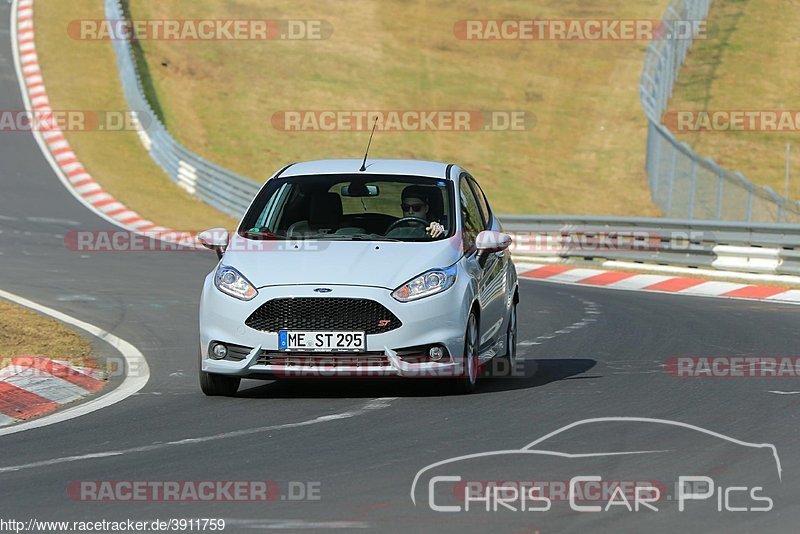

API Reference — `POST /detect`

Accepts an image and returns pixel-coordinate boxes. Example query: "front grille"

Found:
[245,298,402,334]
[257,351,390,367]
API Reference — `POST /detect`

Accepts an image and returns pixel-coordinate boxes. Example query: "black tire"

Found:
[199,369,241,396]
[454,312,479,394]
[498,302,518,376]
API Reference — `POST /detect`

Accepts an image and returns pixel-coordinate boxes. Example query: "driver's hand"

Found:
[426,222,445,238]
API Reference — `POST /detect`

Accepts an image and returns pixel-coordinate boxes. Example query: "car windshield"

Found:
[239,174,454,242]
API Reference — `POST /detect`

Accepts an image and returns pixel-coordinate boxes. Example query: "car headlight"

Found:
[392,264,457,302]
[214,264,257,301]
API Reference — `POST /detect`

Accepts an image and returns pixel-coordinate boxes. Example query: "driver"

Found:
[400,186,445,238]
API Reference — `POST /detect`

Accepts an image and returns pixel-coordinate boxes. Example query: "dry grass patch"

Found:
[668,0,800,200]
[126,0,668,216]
[0,300,92,370]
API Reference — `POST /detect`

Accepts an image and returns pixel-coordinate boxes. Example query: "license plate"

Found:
[278,331,366,352]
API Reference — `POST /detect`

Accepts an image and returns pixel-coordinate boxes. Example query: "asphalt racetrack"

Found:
[1,3,800,532]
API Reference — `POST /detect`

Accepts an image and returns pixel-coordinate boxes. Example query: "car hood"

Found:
[223,234,462,290]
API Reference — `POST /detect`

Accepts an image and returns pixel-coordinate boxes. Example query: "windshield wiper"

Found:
[318,234,401,242]
[241,229,285,240]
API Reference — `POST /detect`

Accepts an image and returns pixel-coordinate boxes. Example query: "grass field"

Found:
[668,0,800,200]
[108,0,667,216]
[34,1,236,231]
[0,300,92,370]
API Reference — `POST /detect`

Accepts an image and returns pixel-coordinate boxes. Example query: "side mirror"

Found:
[476,230,512,266]
[197,228,229,259]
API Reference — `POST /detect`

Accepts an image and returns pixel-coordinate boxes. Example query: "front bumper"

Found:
[201,345,465,378]
[199,276,472,379]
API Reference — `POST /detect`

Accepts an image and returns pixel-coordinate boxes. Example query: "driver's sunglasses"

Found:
[401,203,426,212]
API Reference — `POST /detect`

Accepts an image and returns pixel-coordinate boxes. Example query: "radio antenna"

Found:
[359,117,379,172]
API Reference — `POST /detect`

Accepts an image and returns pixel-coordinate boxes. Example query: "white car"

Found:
[197,159,518,395]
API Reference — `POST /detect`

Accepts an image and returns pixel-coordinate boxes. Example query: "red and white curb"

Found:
[0,287,149,436]
[516,263,800,304]
[0,357,106,427]
[12,0,193,243]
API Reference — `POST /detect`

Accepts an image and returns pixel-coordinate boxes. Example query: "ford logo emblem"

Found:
[314,288,333,293]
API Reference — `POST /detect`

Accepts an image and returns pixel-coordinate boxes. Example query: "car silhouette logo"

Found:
[314,288,333,293]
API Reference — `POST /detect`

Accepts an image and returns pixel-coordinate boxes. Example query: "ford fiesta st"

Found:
[197,159,519,395]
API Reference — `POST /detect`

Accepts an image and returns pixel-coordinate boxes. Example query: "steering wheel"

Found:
[386,217,430,234]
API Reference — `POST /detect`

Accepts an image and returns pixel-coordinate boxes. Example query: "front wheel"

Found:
[453,312,479,394]
[500,302,518,370]
[199,369,241,396]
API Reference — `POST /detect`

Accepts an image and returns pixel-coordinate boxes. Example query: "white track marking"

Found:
[0,397,395,473]
[519,296,601,347]
[25,217,80,226]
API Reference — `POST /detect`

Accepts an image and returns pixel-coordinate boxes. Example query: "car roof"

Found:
[278,159,454,180]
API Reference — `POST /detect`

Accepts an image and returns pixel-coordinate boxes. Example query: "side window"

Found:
[468,177,492,229]
[460,176,483,252]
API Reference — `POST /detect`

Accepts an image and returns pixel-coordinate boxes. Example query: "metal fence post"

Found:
[688,154,697,219]
[650,122,662,204]
[666,144,677,216]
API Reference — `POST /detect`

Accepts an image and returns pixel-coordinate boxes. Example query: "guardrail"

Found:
[499,215,800,277]
[105,0,261,219]
[640,0,800,223]
[106,0,800,228]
